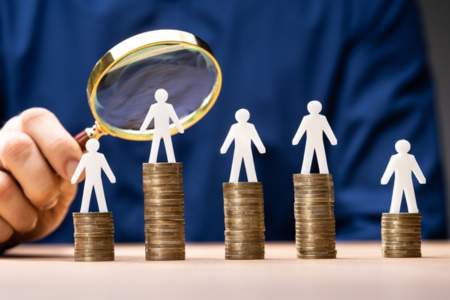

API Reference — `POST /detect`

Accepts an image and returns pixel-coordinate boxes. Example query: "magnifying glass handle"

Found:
[74,124,104,150]
[74,130,89,151]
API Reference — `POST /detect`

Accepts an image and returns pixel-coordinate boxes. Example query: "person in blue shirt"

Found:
[0,0,446,251]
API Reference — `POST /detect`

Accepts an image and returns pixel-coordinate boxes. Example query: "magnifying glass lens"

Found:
[95,44,219,138]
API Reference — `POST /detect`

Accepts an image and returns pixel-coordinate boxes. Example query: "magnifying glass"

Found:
[75,29,222,147]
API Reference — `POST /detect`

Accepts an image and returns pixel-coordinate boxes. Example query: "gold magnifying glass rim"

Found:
[86,29,222,141]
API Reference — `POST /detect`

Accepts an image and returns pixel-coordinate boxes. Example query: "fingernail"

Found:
[43,198,58,210]
[65,159,79,180]
[30,216,38,230]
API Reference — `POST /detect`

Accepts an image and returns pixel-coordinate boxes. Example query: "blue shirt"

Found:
[0,0,446,242]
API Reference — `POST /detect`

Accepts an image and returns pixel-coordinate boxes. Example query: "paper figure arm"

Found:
[70,156,86,184]
[322,117,338,146]
[139,106,155,132]
[380,157,395,185]
[250,124,266,154]
[411,156,426,184]
[100,154,116,183]
[292,117,306,146]
[220,125,236,154]
[169,105,184,134]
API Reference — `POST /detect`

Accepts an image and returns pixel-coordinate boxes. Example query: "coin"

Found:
[72,212,115,262]
[225,217,265,223]
[292,173,336,259]
[225,207,264,212]
[143,163,186,261]
[381,213,422,258]
[223,182,265,260]
[297,253,336,259]
[225,230,265,237]
[145,246,185,260]
[225,254,264,260]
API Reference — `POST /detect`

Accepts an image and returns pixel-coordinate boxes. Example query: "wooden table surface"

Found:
[1,242,449,300]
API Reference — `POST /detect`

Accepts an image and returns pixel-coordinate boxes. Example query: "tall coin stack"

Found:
[223,182,265,260]
[293,174,336,259]
[73,212,115,262]
[143,163,185,261]
[381,213,421,258]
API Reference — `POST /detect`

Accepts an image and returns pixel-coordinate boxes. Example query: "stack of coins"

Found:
[293,174,336,259]
[381,213,421,258]
[223,182,265,260]
[73,212,115,262]
[143,163,185,261]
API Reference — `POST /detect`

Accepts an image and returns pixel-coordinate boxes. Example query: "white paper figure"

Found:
[140,88,184,163]
[380,139,426,213]
[291,100,337,174]
[220,108,266,183]
[71,139,116,213]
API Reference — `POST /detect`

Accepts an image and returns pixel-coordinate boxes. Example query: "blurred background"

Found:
[419,0,450,236]
[0,0,449,244]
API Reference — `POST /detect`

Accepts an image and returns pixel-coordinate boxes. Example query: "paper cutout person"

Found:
[71,138,116,213]
[292,100,337,174]
[380,139,426,213]
[140,88,184,163]
[220,108,266,183]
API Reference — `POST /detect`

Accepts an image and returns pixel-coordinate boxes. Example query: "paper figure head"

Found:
[86,138,100,152]
[235,108,250,123]
[307,100,322,114]
[155,88,168,103]
[395,139,411,154]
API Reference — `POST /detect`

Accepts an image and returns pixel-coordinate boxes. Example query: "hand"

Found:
[0,108,82,247]
[178,127,184,134]
[331,138,338,146]
[110,176,116,184]
[259,146,266,154]
[380,178,388,185]
[419,178,426,185]
[220,147,226,154]
[291,138,298,146]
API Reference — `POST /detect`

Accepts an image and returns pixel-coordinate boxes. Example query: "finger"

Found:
[0,171,38,233]
[19,180,76,242]
[0,217,13,243]
[19,108,82,180]
[58,180,77,211]
[1,115,20,131]
[0,131,61,209]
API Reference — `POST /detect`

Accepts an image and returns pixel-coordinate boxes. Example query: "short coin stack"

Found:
[293,174,336,259]
[381,213,421,258]
[143,163,185,261]
[73,212,115,262]
[223,182,265,260]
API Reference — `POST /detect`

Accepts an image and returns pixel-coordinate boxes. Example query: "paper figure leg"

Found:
[243,151,257,182]
[389,183,403,213]
[229,155,243,183]
[163,134,176,163]
[149,135,161,163]
[80,182,94,213]
[94,180,108,212]
[404,184,419,213]
[315,143,329,174]
[301,143,314,174]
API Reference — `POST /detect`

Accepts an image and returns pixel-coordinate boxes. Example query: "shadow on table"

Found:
[0,253,72,259]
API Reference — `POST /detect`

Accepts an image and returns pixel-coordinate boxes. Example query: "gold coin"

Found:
[143,161,182,170]
[383,251,421,258]
[223,181,263,189]
[225,231,265,237]
[225,254,264,260]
